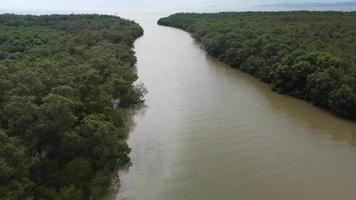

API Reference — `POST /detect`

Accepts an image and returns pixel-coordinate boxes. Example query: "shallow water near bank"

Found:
[114,12,356,200]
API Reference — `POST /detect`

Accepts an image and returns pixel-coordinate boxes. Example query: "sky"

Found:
[0,0,352,13]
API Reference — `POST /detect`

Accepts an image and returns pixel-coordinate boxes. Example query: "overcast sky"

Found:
[0,0,350,13]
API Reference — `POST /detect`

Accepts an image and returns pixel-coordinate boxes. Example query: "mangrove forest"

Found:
[0,14,144,199]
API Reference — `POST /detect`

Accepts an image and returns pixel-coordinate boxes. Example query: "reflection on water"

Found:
[206,57,356,146]
[114,12,356,200]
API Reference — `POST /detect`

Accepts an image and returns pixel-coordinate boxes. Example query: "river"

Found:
[115,12,356,200]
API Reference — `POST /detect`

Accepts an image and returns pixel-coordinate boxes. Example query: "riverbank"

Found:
[158,12,356,119]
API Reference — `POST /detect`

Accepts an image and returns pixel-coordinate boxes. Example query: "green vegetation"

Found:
[158,12,356,119]
[0,14,145,199]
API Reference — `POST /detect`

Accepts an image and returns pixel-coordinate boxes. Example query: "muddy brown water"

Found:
[114,12,356,200]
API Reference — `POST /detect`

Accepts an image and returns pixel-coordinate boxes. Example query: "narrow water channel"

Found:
[116,13,356,200]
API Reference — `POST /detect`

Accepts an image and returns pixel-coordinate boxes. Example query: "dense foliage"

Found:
[0,14,144,199]
[158,12,356,118]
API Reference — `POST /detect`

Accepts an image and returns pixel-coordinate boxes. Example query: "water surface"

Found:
[116,13,356,200]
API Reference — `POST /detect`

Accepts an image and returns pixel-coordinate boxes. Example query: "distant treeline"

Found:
[0,14,144,199]
[158,12,356,119]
